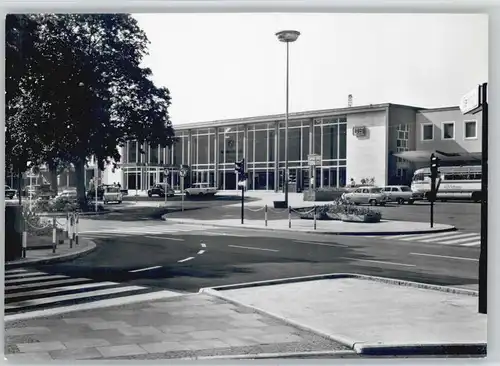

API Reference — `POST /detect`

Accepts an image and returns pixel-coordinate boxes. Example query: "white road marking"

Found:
[129,266,162,273]
[5,285,146,310]
[342,257,416,267]
[410,252,478,262]
[5,269,28,274]
[462,241,481,247]
[294,240,348,248]
[228,245,279,252]
[144,236,185,241]
[197,250,205,255]
[178,257,194,263]
[5,282,118,299]
[440,236,482,245]
[6,275,68,285]
[5,278,91,292]
[396,231,461,241]
[5,271,47,279]
[201,243,207,248]
[419,233,478,243]
[5,290,182,322]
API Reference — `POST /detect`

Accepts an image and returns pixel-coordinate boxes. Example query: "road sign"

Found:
[308,154,322,166]
[180,168,188,178]
[460,85,481,114]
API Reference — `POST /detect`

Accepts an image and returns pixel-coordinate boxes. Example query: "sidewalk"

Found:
[5,238,97,269]
[4,293,349,361]
[203,275,487,356]
[164,217,455,236]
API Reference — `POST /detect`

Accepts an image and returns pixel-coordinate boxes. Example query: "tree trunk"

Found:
[74,159,87,209]
[48,161,58,194]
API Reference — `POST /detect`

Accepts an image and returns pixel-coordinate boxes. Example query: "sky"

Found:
[132,13,488,126]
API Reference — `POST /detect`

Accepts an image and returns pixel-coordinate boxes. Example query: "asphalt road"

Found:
[165,201,481,232]
[35,225,479,294]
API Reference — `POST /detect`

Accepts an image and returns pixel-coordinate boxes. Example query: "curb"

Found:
[201,287,359,350]
[203,272,478,296]
[178,350,359,360]
[353,343,486,356]
[5,240,98,269]
[162,216,456,236]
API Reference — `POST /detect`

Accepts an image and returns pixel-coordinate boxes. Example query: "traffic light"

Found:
[430,153,440,180]
[234,159,245,177]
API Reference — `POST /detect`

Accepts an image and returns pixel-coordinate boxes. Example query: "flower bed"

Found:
[295,200,382,223]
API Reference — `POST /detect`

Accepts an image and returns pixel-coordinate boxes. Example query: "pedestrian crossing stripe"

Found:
[361,231,480,247]
[4,268,181,318]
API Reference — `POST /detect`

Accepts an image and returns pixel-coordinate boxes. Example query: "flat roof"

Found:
[173,102,460,131]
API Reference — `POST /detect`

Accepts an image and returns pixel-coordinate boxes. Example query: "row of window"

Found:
[421,120,478,141]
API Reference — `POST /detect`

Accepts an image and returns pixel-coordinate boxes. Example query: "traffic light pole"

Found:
[479,82,488,315]
[241,182,245,225]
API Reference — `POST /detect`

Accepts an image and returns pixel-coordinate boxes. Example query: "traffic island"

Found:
[200,274,486,357]
[162,216,456,236]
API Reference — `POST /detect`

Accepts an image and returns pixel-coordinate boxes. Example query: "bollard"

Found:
[265,205,268,227]
[52,217,57,253]
[65,212,69,239]
[313,206,317,230]
[22,231,27,258]
[288,206,292,229]
[75,213,79,245]
[69,213,74,248]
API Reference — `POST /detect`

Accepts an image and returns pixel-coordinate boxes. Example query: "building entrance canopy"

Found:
[394,150,482,163]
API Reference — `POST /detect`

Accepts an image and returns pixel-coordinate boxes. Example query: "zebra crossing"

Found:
[4,268,181,320]
[364,231,481,247]
[79,223,214,239]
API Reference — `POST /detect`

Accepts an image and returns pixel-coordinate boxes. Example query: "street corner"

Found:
[5,239,98,270]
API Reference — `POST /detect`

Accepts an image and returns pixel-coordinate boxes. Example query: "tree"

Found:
[5,14,176,208]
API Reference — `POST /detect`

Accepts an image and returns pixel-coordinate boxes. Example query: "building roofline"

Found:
[174,103,391,130]
[417,105,460,113]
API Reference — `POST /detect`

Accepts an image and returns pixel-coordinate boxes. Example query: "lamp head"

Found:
[276,30,300,43]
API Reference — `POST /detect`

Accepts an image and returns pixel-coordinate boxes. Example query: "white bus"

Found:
[411,165,482,202]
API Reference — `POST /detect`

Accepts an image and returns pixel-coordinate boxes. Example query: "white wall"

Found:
[346,110,388,186]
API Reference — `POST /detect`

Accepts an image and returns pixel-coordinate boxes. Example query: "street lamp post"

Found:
[276,30,300,207]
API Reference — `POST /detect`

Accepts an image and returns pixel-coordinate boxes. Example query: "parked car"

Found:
[51,190,78,204]
[342,186,389,206]
[5,185,17,199]
[148,183,175,198]
[103,186,123,204]
[184,183,218,197]
[382,185,420,205]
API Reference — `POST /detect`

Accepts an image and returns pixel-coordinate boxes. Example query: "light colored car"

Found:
[382,185,418,205]
[103,186,123,204]
[343,186,389,206]
[184,183,218,196]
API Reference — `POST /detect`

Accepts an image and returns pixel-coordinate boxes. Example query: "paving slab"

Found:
[4,293,348,361]
[215,277,487,347]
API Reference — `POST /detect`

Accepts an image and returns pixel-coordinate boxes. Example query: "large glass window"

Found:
[173,139,182,165]
[339,124,347,159]
[198,134,209,164]
[182,136,190,164]
[268,129,275,162]
[302,126,310,160]
[248,127,255,163]
[288,128,301,161]
[224,127,237,163]
[313,123,321,155]
[237,126,244,161]
[150,145,159,165]
[129,141,137,163]
[218,130,225,165]
[209,132,216,164]
[322,124,338,160]
[254,129,268,162]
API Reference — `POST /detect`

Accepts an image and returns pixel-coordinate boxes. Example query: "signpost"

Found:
[307,154,321,190]
[235,159,246,224]
[180,167,187,212]
[460,83,487,315]
[429,154,440,228]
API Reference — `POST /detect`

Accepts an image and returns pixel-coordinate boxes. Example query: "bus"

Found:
[411,165,482,202]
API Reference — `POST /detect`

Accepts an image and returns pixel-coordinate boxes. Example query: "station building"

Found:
[110,102,482,192]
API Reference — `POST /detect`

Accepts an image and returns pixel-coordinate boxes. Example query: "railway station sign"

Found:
[460,85,481,114]
[308,154,321,166]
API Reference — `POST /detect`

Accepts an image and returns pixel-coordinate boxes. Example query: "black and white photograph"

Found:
[3,10,490,361]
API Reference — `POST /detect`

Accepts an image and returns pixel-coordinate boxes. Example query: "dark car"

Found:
[5,185,17,199]
[148,183,175,198]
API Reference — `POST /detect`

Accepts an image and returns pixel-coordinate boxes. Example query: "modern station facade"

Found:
[108,102,482,192]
